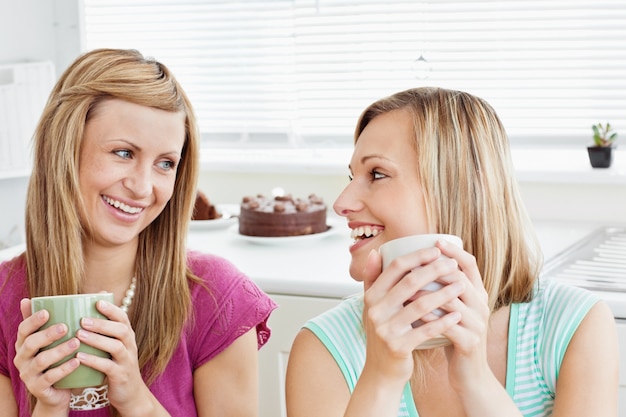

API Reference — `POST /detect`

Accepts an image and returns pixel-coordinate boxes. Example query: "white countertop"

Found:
[187,217,359,298]
[184,218,599,297]
[3,218,625,317]
[186,218,626,319]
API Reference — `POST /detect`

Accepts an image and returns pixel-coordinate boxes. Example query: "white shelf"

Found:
[511,147,626,185]
[0,169,30,180]
[199,146,626,185]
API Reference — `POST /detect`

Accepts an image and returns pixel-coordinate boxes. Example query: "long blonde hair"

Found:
[356,87,543,310]
[25,48,200,389]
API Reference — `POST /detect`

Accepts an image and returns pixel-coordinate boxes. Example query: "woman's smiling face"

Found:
[78,98,186,250]
[333,108,431,281]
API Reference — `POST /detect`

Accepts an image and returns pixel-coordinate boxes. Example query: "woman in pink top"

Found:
[0,48,276,417]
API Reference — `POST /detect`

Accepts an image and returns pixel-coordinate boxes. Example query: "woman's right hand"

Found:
[13,298,80,414]
[360,247,464,385]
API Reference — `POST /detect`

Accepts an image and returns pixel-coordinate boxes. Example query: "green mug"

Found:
[31,293,114,389]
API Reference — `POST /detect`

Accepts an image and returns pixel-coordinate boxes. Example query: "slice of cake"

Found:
[239,193,327,237]
[192,190,221,220]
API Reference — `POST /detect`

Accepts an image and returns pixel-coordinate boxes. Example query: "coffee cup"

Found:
[379,234,462,349]
[31,292,114,389]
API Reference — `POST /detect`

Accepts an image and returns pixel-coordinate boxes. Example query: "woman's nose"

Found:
[333,182,361,217]
[123,164,152,197]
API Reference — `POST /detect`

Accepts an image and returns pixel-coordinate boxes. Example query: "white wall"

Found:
[198,170,626,226]
[0,0,80,245]
[520,182,626,224]
[0,0,80,71]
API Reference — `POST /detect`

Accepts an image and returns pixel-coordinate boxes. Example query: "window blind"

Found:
[82,0,626,148]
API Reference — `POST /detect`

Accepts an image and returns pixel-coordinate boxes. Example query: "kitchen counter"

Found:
[2,218,624,316]
[188,217,359,298]
[186,218,626,318]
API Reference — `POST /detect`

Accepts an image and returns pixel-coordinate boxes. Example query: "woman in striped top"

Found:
[285,87,618,417]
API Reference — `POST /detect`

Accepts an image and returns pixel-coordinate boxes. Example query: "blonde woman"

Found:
[0,48,276,417]
[286,87,618,417]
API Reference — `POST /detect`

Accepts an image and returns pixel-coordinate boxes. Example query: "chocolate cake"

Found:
[192,190,221,220]
[239,193,327,237]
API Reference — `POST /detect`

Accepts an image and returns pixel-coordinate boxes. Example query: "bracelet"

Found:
[69,384,110,410]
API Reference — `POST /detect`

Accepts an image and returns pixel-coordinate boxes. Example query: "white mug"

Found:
[378,234,462,349]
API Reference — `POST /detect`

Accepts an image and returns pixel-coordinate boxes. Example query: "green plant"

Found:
[591,122,618,147]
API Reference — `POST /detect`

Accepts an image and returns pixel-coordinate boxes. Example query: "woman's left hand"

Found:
[75,300,152,413]
[433,239,492,392]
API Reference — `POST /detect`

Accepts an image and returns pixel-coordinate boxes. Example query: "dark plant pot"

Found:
[587,146,614,168]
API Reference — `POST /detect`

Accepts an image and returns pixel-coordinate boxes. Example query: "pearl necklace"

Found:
[120,276,137,313]
[69,276,136,411]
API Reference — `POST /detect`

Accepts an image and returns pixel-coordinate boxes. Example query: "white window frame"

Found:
[81,0,626,151]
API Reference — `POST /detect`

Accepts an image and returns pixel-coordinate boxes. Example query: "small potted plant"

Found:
[587,122,617,168]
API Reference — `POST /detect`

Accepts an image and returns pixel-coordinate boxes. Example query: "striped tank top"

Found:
[304,278,599,417]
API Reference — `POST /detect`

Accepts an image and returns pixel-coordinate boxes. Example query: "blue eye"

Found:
[115,149,132,159]
[157,160,176,170]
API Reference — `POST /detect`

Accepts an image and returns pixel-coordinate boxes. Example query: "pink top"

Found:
[0,250,277,416]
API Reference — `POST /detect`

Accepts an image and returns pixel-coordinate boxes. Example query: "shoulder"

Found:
[186,250,265,298]
[507,279,607,399]
[184,250,277,352]
[186,250,246,284]
[302,294,366,373]
[288,295,365,404]
[305,294,363,335]
[515,278,601,345]
[513,278,602,358]
[553,296,618,415]
[0,256,27,365]
[0,255,26,280]
[523,277,600,321]
[185,249,273,307]
[0,255,27,303]
[508,280,617,413]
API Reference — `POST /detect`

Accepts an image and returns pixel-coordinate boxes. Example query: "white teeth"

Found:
[350,226,380,240]
[103,196,143,214]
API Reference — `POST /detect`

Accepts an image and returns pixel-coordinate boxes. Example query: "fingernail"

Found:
[68,338,79,349]
[98,300,109,310]
[77,329,88,339]
[364,249,377,273]
[55,324,66,334]
[82,317,93,327]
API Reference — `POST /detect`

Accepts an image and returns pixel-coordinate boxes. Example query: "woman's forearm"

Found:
[343,367,407,417]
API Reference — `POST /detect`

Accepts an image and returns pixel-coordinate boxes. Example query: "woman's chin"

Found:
[349,261,365,283]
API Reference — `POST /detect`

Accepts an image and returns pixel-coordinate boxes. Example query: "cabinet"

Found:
[0,61,53,246]
[259,296,626,417]
[258,294,342,417]
[0,61,54,176]
[0,176,28,247]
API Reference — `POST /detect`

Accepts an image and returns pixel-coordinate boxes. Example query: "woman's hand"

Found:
[360,246,465,386]
[74,299,156,414]
[13,298,77,415]
[434,239,492,393]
